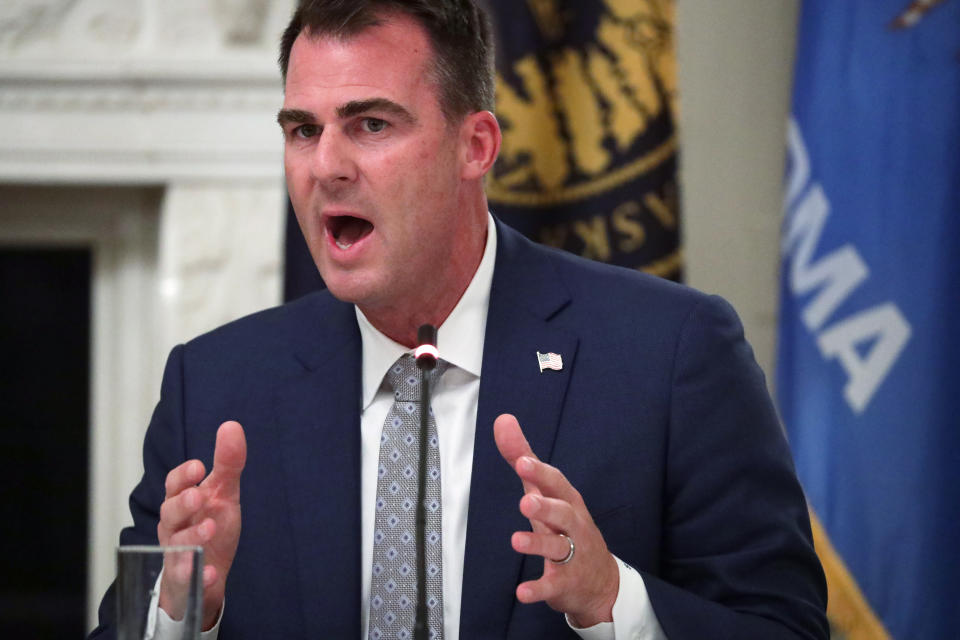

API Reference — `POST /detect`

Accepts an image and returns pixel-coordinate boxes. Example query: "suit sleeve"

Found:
[642,295,828,640]
[87,345,189,640]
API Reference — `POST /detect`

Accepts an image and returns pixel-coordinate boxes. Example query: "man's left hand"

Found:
[494,413,620,628]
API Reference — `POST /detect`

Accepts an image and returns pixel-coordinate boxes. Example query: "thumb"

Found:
[494,414,546,534]
[493,413,537,468]
[494,413,542,495]
[208,420,247,501]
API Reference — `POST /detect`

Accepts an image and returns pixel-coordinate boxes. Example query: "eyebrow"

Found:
[336,98,416,124]
[276,108,314,127]
[276,99,417,128]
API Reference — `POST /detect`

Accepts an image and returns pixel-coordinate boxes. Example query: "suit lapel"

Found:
[276,297,363,638]
[460,222,579,637]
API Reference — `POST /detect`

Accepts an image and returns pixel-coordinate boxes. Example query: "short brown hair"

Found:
[279,0,495,120]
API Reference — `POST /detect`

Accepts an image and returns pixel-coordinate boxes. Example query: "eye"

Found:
[294,124,320,139]
[361,118,387,134]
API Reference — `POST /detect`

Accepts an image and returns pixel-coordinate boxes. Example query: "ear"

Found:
[459,110,502,180]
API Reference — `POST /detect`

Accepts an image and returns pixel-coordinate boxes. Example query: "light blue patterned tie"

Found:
[368,354,447,640]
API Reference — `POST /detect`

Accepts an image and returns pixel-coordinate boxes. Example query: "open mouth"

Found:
[327,215,374,250]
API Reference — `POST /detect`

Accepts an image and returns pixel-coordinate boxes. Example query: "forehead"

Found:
[284,14,439,111]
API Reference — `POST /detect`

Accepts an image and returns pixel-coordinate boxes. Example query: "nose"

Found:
[311,127,358,185]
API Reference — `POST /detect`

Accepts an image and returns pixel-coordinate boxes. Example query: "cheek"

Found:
[362,135,461,218]
[411,141,460,193]
[284,146,315,182]
[284,158,304,196]
[370,154,426,203]
[416,139,434,162]
[285,163,318,214]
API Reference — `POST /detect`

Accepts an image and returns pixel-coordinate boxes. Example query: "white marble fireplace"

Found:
[0,0,295,627]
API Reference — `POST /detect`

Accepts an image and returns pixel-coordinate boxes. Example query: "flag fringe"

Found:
[809,510,891,640]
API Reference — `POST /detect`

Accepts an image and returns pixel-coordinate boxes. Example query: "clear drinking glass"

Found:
[116,545,203,640]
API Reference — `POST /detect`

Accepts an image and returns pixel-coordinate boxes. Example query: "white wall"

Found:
[677,0,800,382]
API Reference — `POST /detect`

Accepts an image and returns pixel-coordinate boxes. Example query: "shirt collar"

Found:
[356,213,497,410]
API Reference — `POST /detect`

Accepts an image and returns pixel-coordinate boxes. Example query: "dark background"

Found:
[0,248,90,637]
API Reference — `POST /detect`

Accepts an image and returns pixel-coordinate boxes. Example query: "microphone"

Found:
[415,324,438,370]
[413,324,437,640]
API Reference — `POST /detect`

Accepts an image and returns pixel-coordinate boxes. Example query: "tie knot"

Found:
[385,353,448,402]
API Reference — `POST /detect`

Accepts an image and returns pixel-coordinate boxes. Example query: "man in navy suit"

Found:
[91,1,827,638]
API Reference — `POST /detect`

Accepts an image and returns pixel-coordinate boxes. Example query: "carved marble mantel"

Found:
[0,0,296,629]
[0,0,292,182]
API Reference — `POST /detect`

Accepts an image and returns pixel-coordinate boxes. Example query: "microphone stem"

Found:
[413,367,431,640]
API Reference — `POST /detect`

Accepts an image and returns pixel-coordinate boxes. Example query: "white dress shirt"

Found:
[155,214,665,639]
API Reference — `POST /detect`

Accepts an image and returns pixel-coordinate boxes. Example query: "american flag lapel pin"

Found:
[536,351,563,373]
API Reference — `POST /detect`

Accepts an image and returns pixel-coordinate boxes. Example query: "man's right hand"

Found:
[157,420,246,631]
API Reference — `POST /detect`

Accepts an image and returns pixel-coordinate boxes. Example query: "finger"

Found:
[512,530,577,563]
[203,564,218,588]
[159,487,206,533]
[164,459,206,499]
[163,547,205,585]
[160,520,216,594]
[515,456,583,508]
[516,576,561,605]
[519,494,577,534]
[166,517,216,549]
[205,421,247,501]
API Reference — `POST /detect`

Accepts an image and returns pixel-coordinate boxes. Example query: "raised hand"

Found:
[157,421,246,630]
[493,414,619,628]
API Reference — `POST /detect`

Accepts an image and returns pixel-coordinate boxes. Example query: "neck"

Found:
[360,208,488,348]
[362,306,457,349]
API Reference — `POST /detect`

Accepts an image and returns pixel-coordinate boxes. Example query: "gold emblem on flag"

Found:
[489,0,677,205]
[489,0,681,279]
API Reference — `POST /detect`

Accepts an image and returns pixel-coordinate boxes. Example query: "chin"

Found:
[322,280,362,304]
[320,272,382,307]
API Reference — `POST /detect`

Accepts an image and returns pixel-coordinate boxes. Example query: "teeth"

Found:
[336,240,353,250]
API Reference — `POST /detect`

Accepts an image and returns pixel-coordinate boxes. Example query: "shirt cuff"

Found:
[566,555,667,640]
[148,570,223,640]
[154,603,222,640]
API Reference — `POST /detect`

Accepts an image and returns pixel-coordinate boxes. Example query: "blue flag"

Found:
[778,1,960,638]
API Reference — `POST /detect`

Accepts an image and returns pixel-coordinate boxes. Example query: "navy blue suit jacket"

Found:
[91,220,827,639]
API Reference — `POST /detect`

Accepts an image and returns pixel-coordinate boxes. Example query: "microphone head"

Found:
[415,324,438,370]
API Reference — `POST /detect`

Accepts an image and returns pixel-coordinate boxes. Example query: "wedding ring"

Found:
[551,533,575,565]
